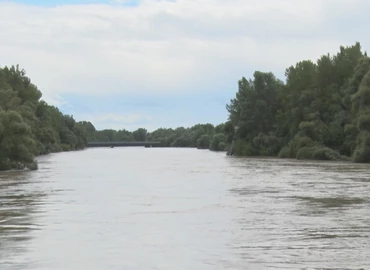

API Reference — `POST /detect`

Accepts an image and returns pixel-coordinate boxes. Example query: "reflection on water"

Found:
[0,150,370,269]
[0,170,45,269]
[293,196,366,208]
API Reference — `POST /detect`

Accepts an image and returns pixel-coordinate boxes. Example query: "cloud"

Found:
[1,0,369,129]
[93,112,152,124]
[73,111,153,130]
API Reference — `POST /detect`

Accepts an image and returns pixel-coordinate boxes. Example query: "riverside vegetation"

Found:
[225,42,370,162]
[1,42,370,171]
[0,65,88,171]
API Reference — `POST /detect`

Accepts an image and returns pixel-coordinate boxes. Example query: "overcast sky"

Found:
[1,0,369,131]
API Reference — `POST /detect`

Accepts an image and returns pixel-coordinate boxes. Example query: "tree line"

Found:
[225,42,370,162]
[84,123,228,151]
[0,65,228,171]
[2,42,370,171]
[0,65,88,170]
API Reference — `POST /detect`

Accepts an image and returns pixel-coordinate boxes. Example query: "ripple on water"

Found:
[1,150,370,269]
[226,157,370,269]
[292,195,368,208]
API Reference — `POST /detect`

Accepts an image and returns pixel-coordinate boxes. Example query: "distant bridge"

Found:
[86,141,161,148]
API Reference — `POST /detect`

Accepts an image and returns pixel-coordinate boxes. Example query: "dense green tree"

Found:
[226,42,370,163]
[0,110,36,170]
[197,134,211,149]
[116,129,134,141]
[132,128,147,141]
[225,71,283,155]
[352,70,370,162]
[171,135,192,147]
[209,133,226,151]
[0,65,89,171]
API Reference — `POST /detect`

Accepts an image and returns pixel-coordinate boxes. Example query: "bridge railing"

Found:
[86,141,160,147]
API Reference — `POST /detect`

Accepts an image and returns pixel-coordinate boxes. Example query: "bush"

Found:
[253,133,282,156]
[312,147,343,160]
[50,144,63,153]
[298,121,317,140]
[295,136,316,149]
[171,135,191,147]
[234,140,258,156]
[296,146,343,161]
[283,135,316,158]
[60,144,71,151]
[0,158,11,171]
[344,124,359,137]
[197,135,211,149]
[340,140,356,157]
[27,161,38,170]
[357,114,370,131]
[278,146,292,158]
[218,142,226,151]
[353,146,370,163]
[353,131,370,162]
[35,140,47,155]
[209,133,226,151]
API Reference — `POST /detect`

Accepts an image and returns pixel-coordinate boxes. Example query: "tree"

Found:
[209,133,226,151]
[225,42,370,162]
[197,134,211,149]
[132,128,147,141]
[0,65,89,171]
[352,70,370,162]
[0,110,36,170]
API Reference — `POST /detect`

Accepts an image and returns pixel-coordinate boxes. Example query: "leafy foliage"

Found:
[0,65,89,170]
[209,133,226,151]
[226,42,370,162]
[197,134,211,149]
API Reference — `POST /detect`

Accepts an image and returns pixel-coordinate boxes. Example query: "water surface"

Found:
[1,148,369,269]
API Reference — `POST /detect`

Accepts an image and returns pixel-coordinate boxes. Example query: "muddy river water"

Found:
[1,148,369,269]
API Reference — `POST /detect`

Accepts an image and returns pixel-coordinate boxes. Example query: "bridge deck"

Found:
[87,141,160,147]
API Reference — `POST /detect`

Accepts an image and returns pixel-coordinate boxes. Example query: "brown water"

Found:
[0,148,369,269]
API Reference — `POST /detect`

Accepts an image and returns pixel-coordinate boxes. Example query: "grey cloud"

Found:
[0,0,369,102]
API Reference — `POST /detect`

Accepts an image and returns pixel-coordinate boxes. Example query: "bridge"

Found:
[86,141,161,148]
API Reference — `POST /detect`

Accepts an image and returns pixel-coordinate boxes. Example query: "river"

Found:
[0,148,369,269]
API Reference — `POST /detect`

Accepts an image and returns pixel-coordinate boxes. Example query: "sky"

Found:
[0,0,369,131]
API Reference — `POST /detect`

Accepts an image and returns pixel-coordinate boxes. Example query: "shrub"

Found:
[296,146,343,161]
[60,144,71,151]
[253,133,282,156]
[50,144,63,153]
[209,133,226,151]
[218,142,226,151]
[357,114,370,131]
[353,131,370,162]
[278,146,292,158]
[27,161,38,170]
[234,140,258,156]
[171,135,191,147]
[197,135,211,149]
